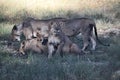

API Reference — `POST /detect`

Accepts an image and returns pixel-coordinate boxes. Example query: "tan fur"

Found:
[59,18,103,50]
[48,22,84,59]
[29,18,66,38]
[19,34,47,55]
[12,17,106,51]
[11,17,66,41]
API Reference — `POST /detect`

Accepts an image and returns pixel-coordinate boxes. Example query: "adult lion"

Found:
[58,18,109,50]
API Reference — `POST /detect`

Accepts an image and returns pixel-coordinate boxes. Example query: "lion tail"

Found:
[91,24,110,46]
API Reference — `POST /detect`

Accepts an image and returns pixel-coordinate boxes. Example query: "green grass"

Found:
[0,40,120,80]
[0,22,13,40]
[0,21,120,80]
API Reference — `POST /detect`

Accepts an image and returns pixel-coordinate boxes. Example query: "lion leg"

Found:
[19,41,26,55]
[23,28,33,40]
[33,31,37,38]
[82,35,90,51]
[48,45,55,59]
[56,43,64,57]
[70,43,84,55]
[36,44,43,53]
[27,33,33,40]
[90,36,96,50]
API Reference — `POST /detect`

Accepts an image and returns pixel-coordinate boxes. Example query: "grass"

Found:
[0,0,119,21]
[0,21,120,80]
[0,0,120,80]
[0,46,119,80]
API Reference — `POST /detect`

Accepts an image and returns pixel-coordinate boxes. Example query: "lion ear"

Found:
[13,25,17,30]
[49,21,54,25]
[48,21,54,29]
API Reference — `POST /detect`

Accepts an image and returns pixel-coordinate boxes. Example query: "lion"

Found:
[11,17,66,42]
[29,17,66,39]
[11,18,34,41]
[11,17,109,51]
[58,18,109,50]
[19,33,47,55]
[47,21,85,59]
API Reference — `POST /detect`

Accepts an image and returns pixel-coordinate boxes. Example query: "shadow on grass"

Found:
[0,36,120,80]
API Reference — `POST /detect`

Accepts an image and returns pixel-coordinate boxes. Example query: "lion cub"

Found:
[19,33,47,55]
[48,22,84,59]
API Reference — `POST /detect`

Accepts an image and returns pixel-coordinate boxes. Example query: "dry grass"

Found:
[0,0,119,20]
